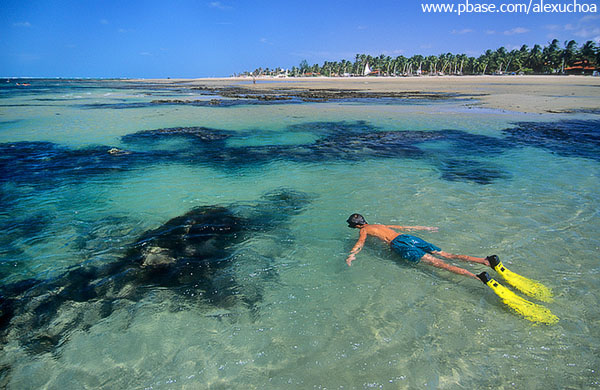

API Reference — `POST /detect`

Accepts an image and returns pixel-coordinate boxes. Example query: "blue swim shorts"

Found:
[390,234,441,264]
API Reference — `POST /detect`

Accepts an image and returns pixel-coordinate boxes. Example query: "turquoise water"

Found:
[1,80,599,389]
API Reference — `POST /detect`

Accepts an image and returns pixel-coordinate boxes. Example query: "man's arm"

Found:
[386,225,438,232]
[346,228,367,266]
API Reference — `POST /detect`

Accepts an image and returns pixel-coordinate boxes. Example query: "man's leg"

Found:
[433,251,491,266]
[420,253,478,279]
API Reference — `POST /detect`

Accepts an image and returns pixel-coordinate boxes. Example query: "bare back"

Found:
[360,224,401,244]
[346,221,439,266]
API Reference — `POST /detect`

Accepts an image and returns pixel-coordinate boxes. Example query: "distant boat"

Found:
[364,62,372,76]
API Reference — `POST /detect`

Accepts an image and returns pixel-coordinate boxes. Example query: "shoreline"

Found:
[129,75,600,114]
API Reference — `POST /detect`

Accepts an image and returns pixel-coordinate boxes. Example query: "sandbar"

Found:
[131,75,600,114]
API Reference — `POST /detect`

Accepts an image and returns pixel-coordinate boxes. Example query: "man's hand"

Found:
[422,226,439,232]
[346,254,356,266]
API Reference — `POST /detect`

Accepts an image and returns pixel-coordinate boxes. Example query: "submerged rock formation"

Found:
[0,188,312,358]
[1,120,598,193]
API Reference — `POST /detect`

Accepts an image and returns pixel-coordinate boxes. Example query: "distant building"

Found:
[564,61,599,75]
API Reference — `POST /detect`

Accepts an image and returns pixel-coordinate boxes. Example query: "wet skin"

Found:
[346,223,491,279]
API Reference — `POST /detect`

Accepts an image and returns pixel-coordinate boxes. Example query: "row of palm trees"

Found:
[241,39,599,77]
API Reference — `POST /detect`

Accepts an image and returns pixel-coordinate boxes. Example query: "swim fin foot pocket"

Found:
[486,255,500,268]
[477,271,490,284]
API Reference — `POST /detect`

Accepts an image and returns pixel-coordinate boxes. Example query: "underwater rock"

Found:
[0,188,312,357]
[0,141,145,188]
[503,119,600,161]
[122,126,233,144]
[3,120,597,189]
[76,86,467,109]
[192,85,464,102]
[140,246,176,267]
[438,158,510,185]
[79,102,156,109]
[0,123,510,187]
[107,147,130,155]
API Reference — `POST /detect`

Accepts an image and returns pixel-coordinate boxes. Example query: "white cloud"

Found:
[543,17,600,40]
[485,30,496,35]
[451,28,474,34]
[259,37,274,46]
[504,27,529,35]
[544,24,561,31]
[140,52,152,56]
[13,21,31,28]
[505,44,522,51]
[209,1,231,10]
[574,27,600,38]
[382,49,405,56]
[580,15,600,22]
[100,19,109,25]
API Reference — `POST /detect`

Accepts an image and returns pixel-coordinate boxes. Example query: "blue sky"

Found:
[1,0,599,77]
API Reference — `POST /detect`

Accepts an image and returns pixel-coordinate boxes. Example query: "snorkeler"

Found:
[345,213,494,280]
[344,213,559,324]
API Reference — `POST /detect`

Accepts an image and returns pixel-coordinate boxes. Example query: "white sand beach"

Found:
[133,75,600,114]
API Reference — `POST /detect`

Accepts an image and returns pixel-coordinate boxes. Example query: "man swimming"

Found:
[345,213,496,280]
[344,213,560,324]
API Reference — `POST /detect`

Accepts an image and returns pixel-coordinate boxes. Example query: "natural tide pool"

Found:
[0,79,599,389]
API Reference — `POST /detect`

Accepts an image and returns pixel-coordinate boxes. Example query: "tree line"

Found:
[241,39,600,77]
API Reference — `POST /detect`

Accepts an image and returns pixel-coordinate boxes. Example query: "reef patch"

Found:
[0,188,312,359]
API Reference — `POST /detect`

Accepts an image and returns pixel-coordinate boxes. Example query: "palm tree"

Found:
[493,47,508,73]
[299,60,309,76]
[359,54,368,75]
[423,55,437,75]
[514,45,529,73]
[478,50,493,74]
[394,56,408,75]
[543,39,562,73]
[528,44,543,73]
[455,54,468,74]
[247,39,599,77]
[354,54,362,76]
[580,40,598,66]
[562,40,578,72]
[467,56,479,74]
[410,55,424,75]
[384,56,392,75]
[438,53,448,73]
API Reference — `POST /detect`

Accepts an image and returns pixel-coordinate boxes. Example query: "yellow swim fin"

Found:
[477,272,559,325]
[487,255,553,302]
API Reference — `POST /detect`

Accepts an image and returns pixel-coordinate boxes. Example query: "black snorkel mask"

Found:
[347,213,367,228]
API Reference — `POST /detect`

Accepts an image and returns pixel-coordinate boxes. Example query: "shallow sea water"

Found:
[0,80,599,389]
